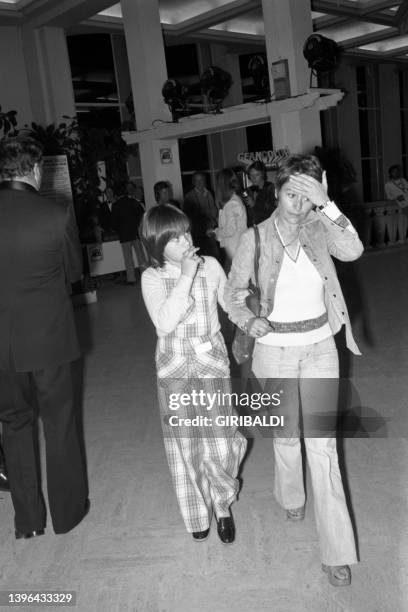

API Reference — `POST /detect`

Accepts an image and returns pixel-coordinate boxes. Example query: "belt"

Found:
[268,312,328,333]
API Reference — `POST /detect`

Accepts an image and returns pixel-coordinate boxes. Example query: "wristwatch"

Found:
[316,200,330,211]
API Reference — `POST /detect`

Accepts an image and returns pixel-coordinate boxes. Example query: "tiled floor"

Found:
[0,248,407,612]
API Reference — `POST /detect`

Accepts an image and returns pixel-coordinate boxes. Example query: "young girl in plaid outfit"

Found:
[141,204,246,543]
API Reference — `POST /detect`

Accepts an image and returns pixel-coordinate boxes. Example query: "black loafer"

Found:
[0,467,9,491]
[192,528,210,541]
[15,529,45,540]
[217,516,235,544]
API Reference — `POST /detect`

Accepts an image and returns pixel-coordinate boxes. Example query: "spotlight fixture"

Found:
[199,66,232,114]
[162,79,188,122]
[303,34,340,84]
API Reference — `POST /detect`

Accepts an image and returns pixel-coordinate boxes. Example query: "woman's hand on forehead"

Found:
[287,171,328,208]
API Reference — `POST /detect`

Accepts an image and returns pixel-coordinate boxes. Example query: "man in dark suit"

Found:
[183,172,220,258]
[111,181,146,284]
[0,136,89,539]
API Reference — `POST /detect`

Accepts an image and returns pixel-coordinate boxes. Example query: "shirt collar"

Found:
[0,180,38,194]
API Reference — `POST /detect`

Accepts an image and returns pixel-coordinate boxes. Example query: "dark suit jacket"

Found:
[183,189,218,238]
[111,196,144,243]
[0,182,82,372]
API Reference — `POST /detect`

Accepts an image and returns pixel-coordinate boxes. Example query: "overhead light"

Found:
[161,79,188,122]
[199,66,232,113]
[303,34,340,79]
[161,66,233,120]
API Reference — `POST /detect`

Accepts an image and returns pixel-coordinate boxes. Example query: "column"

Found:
[379,64,402,182]
[121,0,183,208]
[262,0,322,154]
[0,27,33,127]
[21,26,76,126]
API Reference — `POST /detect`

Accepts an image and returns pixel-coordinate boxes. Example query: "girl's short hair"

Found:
[216,168,239,205]
[140,204,190,268]
[275,155,322,192]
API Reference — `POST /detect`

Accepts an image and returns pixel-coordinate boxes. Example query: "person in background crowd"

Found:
[209,168,247,271]
[243,161,276,225]
[0,435,9,492]
[183,171,220,258]
[0,136,89,539]
[154,180,181,208]
[384,164,408,215]
[225,154,363,587]
[111,181,146,285]
[140,204,247,544]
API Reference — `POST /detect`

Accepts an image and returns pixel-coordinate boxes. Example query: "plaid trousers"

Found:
[156,267,247,532]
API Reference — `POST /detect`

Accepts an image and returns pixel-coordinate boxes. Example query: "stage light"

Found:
[162,79,188,122]
[199,66,232,113]
[303,34,340,75]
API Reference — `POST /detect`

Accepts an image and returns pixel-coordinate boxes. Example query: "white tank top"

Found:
[258,248,332,346]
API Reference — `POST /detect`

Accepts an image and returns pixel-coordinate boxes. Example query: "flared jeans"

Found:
[252,336,357,566]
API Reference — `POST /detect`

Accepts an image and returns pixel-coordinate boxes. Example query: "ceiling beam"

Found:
[314,15,351,30]
[311,0,394,25]
[394,0,408,33]
[165,24,265,48]
[339,27,399,49]
[165,0,261,37]
[0,8,22,25]
[344,47,408,62]
[22,0,117,28]
[361,0,403,14]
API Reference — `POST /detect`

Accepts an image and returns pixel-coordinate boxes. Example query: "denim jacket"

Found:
[224,207,364,355]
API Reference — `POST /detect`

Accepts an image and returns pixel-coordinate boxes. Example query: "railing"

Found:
[345,201,408,250]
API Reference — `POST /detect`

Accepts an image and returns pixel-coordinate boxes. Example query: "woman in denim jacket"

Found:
[225,155,363,587]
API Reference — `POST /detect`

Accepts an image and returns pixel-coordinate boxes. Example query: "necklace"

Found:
[275,219,300,261]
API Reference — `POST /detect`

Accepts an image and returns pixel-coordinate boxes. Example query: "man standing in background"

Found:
[111,181,146,284]
[184,171,220,258]
[0,136,89,539]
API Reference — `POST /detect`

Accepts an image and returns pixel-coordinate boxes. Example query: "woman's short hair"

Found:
[246,161,267,179]
[0,136,43,180]
[275,155,322,191]
[216,168,239,204]
[140,204,190,268]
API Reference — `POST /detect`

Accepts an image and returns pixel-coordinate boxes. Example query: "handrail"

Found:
[344,200,408,250]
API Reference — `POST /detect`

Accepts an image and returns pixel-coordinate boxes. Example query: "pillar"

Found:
[121,0,183,208]
[0,26,33,128]
[379,64,402,185]
[262,0,322,154]
[21,26,76,126]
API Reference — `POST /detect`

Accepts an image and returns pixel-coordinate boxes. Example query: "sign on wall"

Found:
[237,148,290,168]
[39,154,75,210]
[160,148,173,164]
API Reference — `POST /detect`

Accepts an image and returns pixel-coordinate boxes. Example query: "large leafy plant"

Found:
[0,106,18,139]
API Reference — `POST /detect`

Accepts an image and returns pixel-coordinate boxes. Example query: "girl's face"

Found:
[163,231,192,266]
